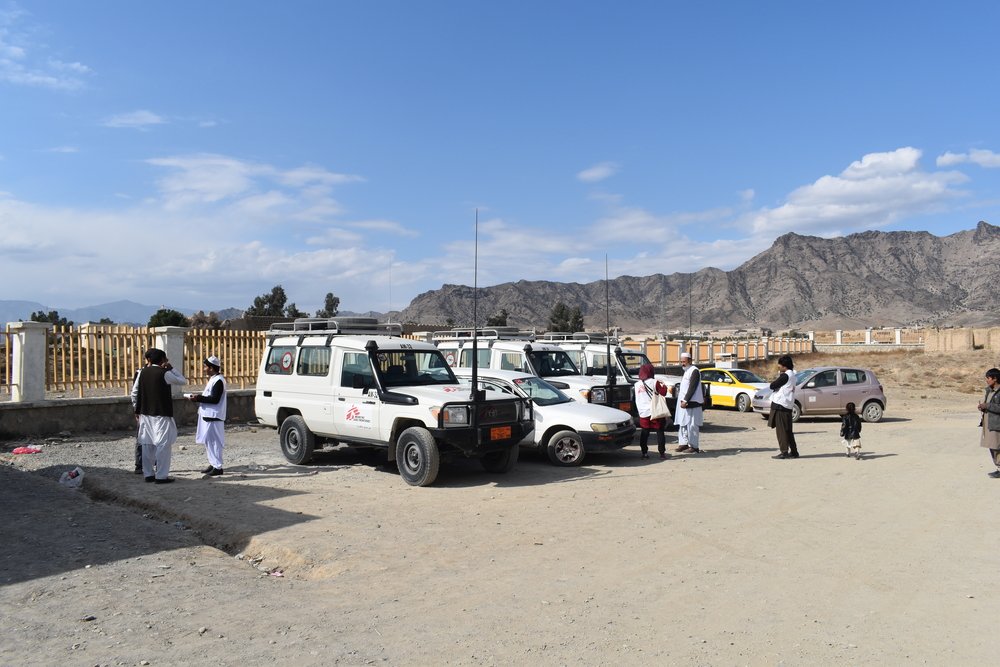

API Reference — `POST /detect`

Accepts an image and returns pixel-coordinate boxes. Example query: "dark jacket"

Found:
[840,413,862,440]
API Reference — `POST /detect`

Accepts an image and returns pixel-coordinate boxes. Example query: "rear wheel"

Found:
[279,416,315,465]
[481,445,518,473]
[861,401,884,423]
[546,430,585,466]
[735,393,751,413]
[396,427,440,486]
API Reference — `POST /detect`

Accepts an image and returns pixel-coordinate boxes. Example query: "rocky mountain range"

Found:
[397,221,1000,332]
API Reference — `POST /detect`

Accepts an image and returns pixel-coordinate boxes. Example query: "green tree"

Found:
[148,309,190,327]
[244,285,288,317]
[98,317,115,324]
[190,310,221,329]
[315,292,340,318]
[548,302,583,332]
[285,302,306,318]
[29,310,72,326]
[486,309,509,326]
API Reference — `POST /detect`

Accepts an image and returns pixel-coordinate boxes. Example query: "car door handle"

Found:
[338,397,346,401]
[262,391,272,397]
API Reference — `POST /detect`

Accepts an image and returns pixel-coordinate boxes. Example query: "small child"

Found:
[840,402,863,460]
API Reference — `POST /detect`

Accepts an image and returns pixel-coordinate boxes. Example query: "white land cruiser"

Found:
[254,318,533,486]
[453,368,636,466]
[433,329,633,413]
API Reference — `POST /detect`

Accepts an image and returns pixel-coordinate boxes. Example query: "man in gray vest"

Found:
[131,348,187,483]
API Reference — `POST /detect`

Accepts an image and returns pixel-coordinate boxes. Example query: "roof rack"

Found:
[540,331,618,344]
[268,317,403,336]
[431,327,535,342]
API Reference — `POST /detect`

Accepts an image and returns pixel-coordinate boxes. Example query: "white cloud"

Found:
[738,188,755,203]
[0,10,92,91]
[103,110,167,129]
[936,148,1000,168]
[45,145,78,153]
[749,147,968,236]
[577,161,620,183]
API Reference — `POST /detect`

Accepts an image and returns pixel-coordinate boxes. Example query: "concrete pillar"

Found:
[807,330,815,341]
[835,329,843,344]
[152,326,190,396]
[895,328,902,344]
[9,321,51,402]
[865,328,873,344]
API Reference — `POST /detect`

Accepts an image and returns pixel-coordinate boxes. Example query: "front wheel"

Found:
[279,415,315,465]
[736,393,751,413]
[546,430,585,466]
[396,427,440,486]
[481,446,518,474]
[791,402,801,422]
[861,401,884,423]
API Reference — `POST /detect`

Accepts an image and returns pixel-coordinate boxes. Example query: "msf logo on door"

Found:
[344,404,373,428]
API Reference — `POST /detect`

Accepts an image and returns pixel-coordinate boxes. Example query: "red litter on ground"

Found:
[11,447,42,454]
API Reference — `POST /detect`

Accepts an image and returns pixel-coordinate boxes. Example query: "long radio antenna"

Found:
[606,254,614,388]
[471,209,480,405]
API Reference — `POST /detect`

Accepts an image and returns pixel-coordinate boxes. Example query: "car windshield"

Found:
[528,350,581,377]
[729,369,765,383]
[794,369,821,385]
[375,350,457,387]
[512,376,572,406]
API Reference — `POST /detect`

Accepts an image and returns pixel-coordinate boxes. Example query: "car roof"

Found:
[268,334,438,352]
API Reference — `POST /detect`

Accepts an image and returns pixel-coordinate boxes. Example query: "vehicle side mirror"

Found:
[353,375,370,390]
[805,381,815,388]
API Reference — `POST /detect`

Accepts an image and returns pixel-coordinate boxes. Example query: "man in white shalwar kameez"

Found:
[131,348,187,483]
[188,355,227,477]
[673,352,705,453]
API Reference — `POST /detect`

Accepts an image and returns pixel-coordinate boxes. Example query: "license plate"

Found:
[490,426,512,440]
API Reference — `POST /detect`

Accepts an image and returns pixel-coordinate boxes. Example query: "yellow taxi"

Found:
[699,367,770,413]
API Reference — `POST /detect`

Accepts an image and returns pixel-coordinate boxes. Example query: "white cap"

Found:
[680,352,692,360]
[205,355,222,368]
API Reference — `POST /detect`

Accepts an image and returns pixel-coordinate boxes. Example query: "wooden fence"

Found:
[183,329,269,390]
[622,337,809,365]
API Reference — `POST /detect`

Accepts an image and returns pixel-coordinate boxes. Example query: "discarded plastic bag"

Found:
[59,467,85,489]
[11,446,42,455]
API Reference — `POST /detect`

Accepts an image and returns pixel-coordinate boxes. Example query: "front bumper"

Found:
[430,420,535,456]
[580,424,637,452]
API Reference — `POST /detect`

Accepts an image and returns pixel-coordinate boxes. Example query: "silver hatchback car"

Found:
[751,366,887,423]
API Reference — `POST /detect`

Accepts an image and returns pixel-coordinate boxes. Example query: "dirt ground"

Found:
[3,350,1000,666]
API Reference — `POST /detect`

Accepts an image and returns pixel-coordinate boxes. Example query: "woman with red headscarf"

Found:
[634,363,669,459]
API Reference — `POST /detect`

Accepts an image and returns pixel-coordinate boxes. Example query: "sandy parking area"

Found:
[3,360,1000,665]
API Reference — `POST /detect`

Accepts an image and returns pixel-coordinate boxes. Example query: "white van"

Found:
[254,318,533,486]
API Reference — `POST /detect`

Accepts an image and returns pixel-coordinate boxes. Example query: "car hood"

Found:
[388,384,505,404]
[535,399,633,425]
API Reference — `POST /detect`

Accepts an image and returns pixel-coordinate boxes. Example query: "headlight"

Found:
[590,422,618,433]
[431,405,470,426]
[588,388,607,403]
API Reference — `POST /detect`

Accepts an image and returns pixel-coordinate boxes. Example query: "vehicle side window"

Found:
[499,352,524,371]
[482,380,514,396]
[842,369,867,384]
[340,352,374,388]
[701,370,719,382]
[811,370,838,387]
[297,347,331,376]
[265,346,296,375]
[460,348,491,368]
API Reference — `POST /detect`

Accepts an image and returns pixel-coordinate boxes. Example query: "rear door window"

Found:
[841,369,867,385]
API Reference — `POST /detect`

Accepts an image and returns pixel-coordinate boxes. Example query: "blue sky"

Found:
[3,1,999,315]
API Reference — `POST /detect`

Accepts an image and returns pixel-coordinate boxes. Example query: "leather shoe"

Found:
[205,467,224,476]
[674,445,691,453]
[133,468,144,475]
[659,452,667,460]
[988,470,1000,478]
[200,465,215,474]
[154,477,175,484]
[640,452,650,459]
[144,476,155,482]
[788,451,800,458]
[773,453,790,459]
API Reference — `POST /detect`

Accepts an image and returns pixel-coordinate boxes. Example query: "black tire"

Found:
[481,445,518,473]
[735,393,751,413]
[861,401,884,423]
[395,427,440,486]
[791,402,801,423]
[546,430,585,466]
[279,415,315,465]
